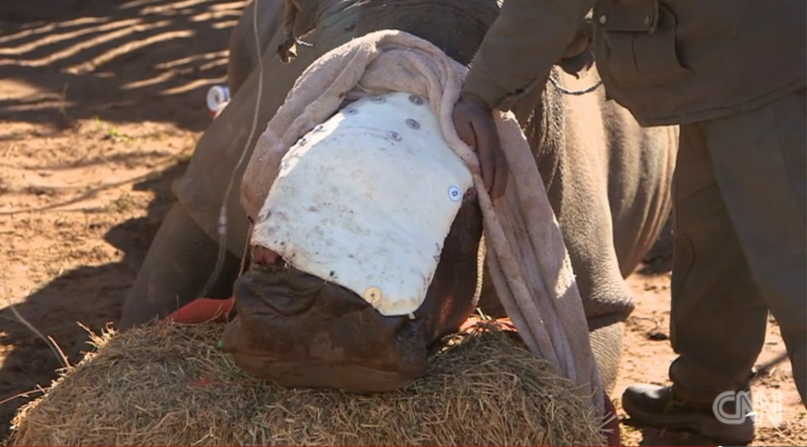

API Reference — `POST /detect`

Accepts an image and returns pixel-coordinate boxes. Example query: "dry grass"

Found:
[10,320,605,446]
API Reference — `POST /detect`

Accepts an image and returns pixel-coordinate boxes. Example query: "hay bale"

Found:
[10,321,605,446]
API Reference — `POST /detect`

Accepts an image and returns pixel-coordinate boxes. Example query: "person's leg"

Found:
[667,122,772,402]
[623,119,766,444]
[703,88,807,404]
[622,88,807,443]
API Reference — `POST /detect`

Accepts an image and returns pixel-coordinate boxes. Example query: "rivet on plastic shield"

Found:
[448,186,462,202]
[313,124,325,132]
[409,94,424,105]
[387,130,402,141]
[364,287,382,304]
[343,107,358,115]
[371,96,386,103]
[405,118,420,129]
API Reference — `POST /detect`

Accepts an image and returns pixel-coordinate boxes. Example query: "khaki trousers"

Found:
[669,88,806,407]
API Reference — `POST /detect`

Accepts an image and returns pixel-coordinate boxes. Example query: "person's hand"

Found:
[452,93,508,200]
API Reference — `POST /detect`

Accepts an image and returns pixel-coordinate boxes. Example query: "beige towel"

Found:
[240,29,604,415]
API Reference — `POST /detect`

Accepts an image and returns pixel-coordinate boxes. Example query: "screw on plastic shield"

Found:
[408,94,424,105]
[448,186,462,202]
[364,287,382,305]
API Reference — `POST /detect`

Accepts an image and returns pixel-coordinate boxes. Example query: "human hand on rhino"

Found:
[451,8,598,203]
[452,92,509,201]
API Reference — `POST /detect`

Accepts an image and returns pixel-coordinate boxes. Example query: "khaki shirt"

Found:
[464,0,806,126]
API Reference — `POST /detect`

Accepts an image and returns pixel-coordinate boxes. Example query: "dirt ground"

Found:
[0,0,803,445]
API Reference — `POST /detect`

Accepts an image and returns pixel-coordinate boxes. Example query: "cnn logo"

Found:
[712,390,783,426]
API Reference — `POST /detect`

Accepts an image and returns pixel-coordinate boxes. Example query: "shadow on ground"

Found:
[0,0,246,133]
[0,0,250,436]
[639,215,674,275]
[0,159,188,438]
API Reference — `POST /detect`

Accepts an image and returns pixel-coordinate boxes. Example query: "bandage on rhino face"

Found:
[251,92,474,316]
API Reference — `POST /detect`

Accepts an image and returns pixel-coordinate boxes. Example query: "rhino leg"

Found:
[476,208,628,396]
[119,203,242,329]
[477,83,645,395]
[588,322,624,394]
[128,0,322,331]
[477,264,624,395]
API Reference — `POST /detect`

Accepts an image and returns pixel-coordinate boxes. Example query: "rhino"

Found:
[120,0,678,397]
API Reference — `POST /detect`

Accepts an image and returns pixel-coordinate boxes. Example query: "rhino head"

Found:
[221,92,485,393]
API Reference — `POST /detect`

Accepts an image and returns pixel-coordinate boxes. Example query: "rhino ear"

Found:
[557,16,594,79]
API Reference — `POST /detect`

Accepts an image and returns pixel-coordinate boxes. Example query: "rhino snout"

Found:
[221,257,429,393]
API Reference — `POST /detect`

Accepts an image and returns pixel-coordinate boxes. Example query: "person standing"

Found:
[451,0,806,444]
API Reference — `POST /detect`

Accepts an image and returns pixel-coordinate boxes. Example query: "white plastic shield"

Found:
[251,92,473,316]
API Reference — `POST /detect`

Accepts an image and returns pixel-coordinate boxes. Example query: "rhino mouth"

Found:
[221,256,429,393]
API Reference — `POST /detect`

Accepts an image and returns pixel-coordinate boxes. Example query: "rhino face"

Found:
[221,93,484,392]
